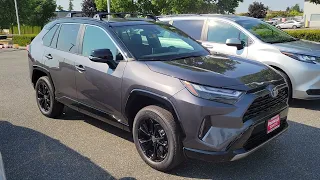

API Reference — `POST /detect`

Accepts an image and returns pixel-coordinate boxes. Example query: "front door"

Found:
[75,25,127,126]
[202,20,249,58]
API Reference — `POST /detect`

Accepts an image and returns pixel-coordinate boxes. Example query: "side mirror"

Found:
[226,38,244,50]
[89,49,117,69]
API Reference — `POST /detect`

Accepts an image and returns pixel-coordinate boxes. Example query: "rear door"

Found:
[44,23,81,108]
[202,19,249,58]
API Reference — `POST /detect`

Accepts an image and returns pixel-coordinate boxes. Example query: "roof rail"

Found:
[93,12,158,21]
[66,12,92,18]
[158,14,200,18]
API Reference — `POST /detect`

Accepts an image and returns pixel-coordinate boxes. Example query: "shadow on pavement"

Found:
[290,99,320,111]
[0,121,136,180]
[59,107,133,142]
[170,120,320,179]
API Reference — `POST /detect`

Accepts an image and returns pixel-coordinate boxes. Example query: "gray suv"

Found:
[28,13,289,171]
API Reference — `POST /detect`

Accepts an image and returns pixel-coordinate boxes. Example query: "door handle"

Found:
[75,65,86,72]
[45,54,53,59]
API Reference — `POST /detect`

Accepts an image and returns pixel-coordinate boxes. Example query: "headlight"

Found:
[181,81,244,104]
[282,52,320,64]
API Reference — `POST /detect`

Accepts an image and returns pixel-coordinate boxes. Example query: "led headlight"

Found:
[282,52,320,64]
[181,81,244,104]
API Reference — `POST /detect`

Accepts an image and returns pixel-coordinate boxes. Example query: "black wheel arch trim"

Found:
[124,89,186,136]
[32,65,55,90]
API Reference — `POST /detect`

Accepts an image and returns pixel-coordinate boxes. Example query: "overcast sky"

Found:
[56,0,304,13]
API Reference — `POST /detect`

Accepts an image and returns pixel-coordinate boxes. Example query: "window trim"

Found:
[42,24,59,47]
[203,19,254,47]
[55,23,82,55]
[78,24,128,61]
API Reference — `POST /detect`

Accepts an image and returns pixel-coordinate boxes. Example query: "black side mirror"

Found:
[89,49,117,69]
[226,38,244,50]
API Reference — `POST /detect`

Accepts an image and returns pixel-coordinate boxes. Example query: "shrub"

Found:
[10,26,42,35]
[13,34,37,46]
[285,29,320,42]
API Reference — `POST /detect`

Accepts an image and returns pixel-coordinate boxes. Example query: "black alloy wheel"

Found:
[138,118,169,162]
[35,76,64,118]
[37,81,51,112]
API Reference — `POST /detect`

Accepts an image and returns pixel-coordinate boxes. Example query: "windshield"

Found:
[237,19,297,44]
[112,23,209,60]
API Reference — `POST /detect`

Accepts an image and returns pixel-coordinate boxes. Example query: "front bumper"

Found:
[170,84,289,162]
[184,116,288,162]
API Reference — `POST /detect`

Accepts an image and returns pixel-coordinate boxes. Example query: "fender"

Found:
[124,89,186,136]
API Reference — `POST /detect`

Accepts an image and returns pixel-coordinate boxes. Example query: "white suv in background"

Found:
[159,15,320,100]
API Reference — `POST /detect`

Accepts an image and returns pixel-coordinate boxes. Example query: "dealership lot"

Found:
[0,50,319,180]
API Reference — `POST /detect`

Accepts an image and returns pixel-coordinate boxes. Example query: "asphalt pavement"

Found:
[0,50,319,180]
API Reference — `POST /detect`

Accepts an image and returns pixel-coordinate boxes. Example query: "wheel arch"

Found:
[124,89,186,138]
[32,66,54,90]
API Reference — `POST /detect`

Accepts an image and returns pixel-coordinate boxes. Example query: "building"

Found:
[304,0,320,27]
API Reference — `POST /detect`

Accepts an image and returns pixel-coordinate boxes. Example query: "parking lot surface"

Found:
[0,50,319,180]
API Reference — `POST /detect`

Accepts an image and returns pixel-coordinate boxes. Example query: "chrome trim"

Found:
[231,126,288,161]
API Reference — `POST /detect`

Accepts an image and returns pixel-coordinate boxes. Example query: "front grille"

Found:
[243,88,288,122]
[243,120,287,151]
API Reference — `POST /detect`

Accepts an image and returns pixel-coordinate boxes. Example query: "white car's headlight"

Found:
[282,52,320,64]
[181,81,244,104]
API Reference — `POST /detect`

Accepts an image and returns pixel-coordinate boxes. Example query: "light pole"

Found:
[14,0,21,35]
[107,0,110,20]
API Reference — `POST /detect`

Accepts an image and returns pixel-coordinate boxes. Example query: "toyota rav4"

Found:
[28,13,289,171]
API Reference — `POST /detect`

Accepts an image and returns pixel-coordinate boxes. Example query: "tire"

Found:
[278,71,293,102]
[35,76,64,118]
[276,26,281,29]
[292,25,297,29]
[133,105,184,172]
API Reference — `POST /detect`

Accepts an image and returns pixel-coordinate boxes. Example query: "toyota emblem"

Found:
[268,85,279,98]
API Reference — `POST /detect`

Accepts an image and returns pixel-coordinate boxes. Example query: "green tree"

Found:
[28,0,57,27]
[248,1,268,18]
[291,4,301,13]
[82,0,97,17]
[95,0,108,11]
[57,5,64,11]
[0,0,32,29]
[68,0,74,11]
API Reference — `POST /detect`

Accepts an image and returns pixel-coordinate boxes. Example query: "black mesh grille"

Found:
[244,120,287,151]
[243,88,288,122]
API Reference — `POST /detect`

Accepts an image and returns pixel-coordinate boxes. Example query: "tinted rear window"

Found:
[172,20,204,40]
[57,24,80,53]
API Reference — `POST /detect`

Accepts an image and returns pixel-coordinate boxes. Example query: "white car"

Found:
[0,153,5,180]
[276,20,303,29]
[159,15,320,100]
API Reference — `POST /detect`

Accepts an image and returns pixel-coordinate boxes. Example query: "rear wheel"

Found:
[133,105,184,172]
[292,25,297,29]
[35,76,64,118]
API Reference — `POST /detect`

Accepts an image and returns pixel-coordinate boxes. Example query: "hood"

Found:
[273,40,320,57]
[145,55,283,91]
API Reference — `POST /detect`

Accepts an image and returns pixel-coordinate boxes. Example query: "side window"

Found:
[207,20,248,46]
[82,26,123,61]
[50,25,60,48]
[172,20,204,40]
[57,24,80,53]
[42,24,59,47]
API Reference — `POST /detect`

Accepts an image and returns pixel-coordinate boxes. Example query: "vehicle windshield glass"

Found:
[111,23,209,61]
[237,19,297,44]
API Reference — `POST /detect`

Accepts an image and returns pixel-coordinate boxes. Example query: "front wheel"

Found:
[292,25,297,29]
[132,105,184,172]
[35,76,64,118]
